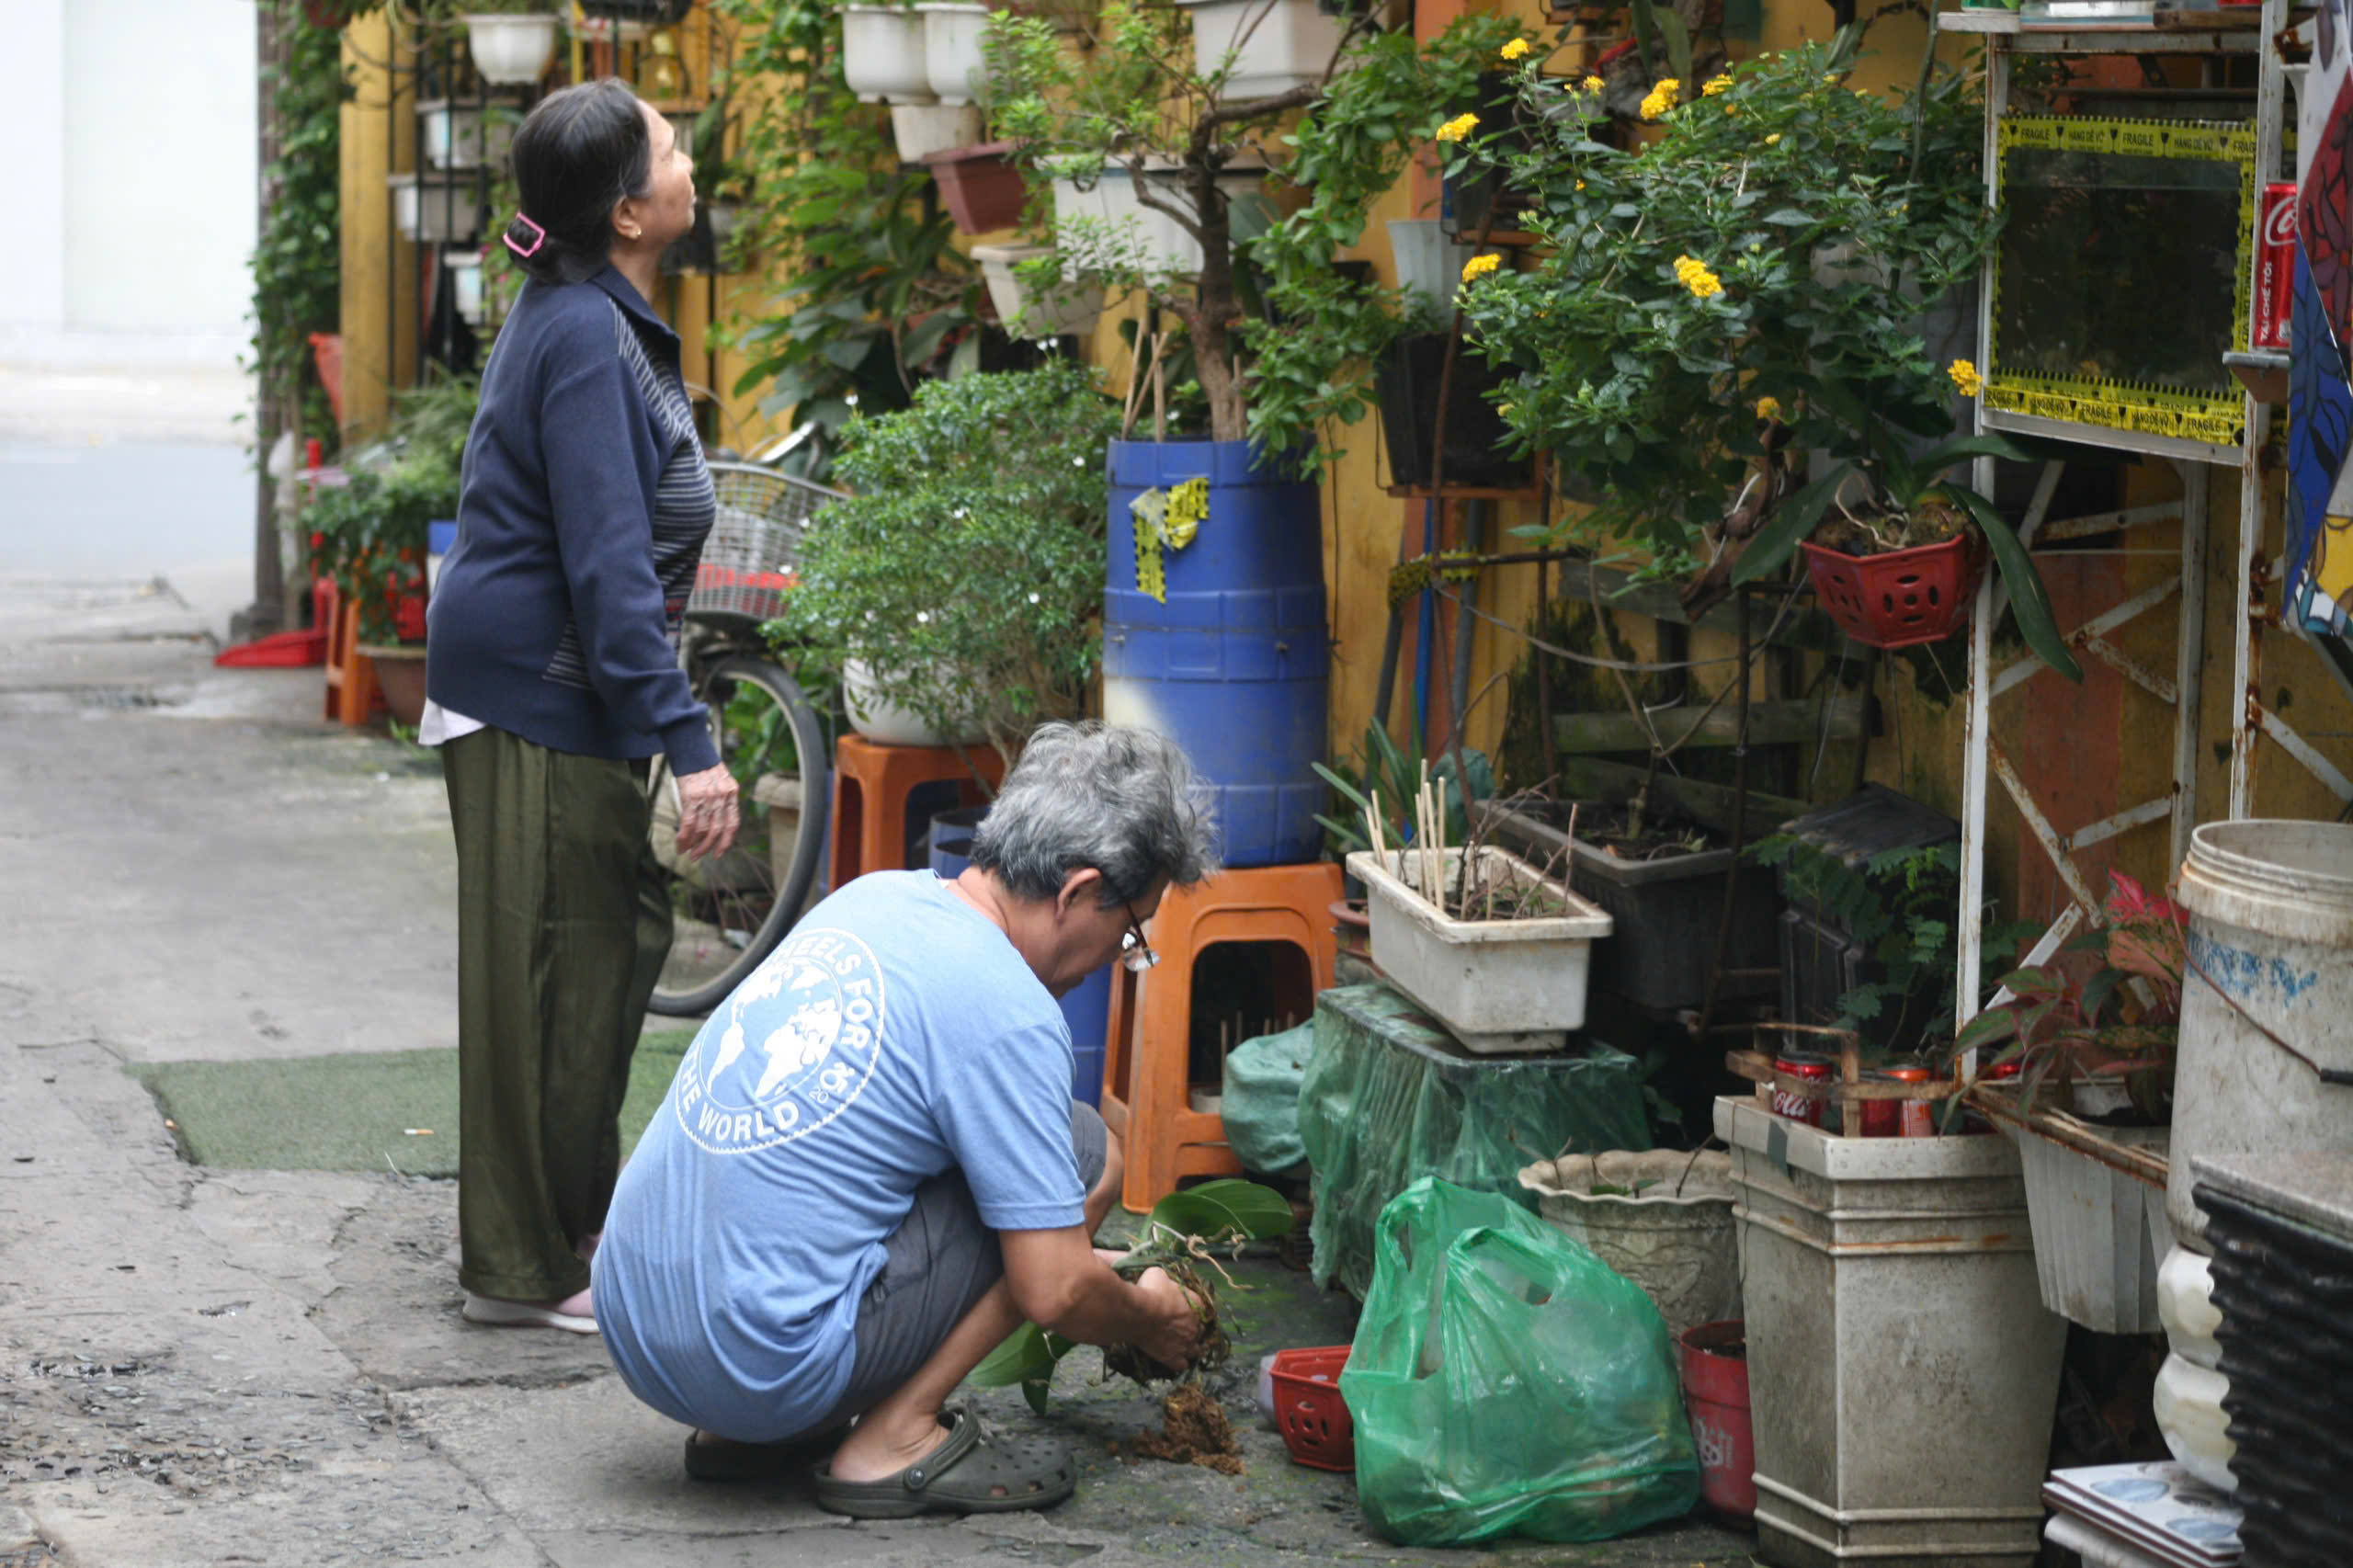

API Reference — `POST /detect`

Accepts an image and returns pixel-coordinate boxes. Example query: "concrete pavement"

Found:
[0,568,1756,1567]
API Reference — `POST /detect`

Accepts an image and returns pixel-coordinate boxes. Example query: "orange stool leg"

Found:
[828,733,1006,892]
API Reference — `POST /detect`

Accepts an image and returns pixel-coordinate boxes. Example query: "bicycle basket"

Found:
[688,460,845,623]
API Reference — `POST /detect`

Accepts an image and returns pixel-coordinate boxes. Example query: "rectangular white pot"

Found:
[2014,1123,2169,1335]
[1717,1096,2068,1567]
[443,248,486,325]
[918,1,992,107]
[1046,157,1269,276]
[1174,0,1350,101]
[843,4,935,104]
[388,175,480,244]
[1347,846,1610,1051]
[971,243,1104,338]
[416,99,518,171]
[891,102,985,163]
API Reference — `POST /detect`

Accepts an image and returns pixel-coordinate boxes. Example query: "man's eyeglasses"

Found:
[1120,903,1160,973]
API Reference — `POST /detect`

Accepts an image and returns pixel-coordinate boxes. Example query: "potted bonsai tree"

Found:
[766,360,1121,762]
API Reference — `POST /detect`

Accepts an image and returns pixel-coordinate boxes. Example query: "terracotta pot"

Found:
[921,141,1026,233]
[358,645,428,728]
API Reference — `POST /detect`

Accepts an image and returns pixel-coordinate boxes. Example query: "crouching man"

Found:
[592,722,1216,1517]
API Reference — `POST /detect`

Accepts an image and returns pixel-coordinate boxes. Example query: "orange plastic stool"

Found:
[828,732,1006,891]
[321,582,385,726]
[1102,861,1342,1212]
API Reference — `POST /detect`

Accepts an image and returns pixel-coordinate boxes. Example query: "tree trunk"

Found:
[1185,164,1247,445]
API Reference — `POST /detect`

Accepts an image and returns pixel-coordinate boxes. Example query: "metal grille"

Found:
[686,461,844,624]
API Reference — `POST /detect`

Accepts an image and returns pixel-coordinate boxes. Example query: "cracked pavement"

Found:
[0,572,1756,1566]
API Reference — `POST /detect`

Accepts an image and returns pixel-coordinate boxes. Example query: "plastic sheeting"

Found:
[1219,1020,1317,1176]
[1299,982,1650,1299]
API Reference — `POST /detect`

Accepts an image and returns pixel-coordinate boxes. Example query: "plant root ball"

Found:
[1127,1384,1242,1475]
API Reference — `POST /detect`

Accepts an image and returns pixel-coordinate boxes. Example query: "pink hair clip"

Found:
[504,212,547,259]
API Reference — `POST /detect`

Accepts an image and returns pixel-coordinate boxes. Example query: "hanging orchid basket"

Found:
[1800,529,1984,651]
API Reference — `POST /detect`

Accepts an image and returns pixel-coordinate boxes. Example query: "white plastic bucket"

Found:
[2165,821,2353,1245]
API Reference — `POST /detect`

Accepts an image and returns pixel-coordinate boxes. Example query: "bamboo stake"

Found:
[1563,801,1580,900]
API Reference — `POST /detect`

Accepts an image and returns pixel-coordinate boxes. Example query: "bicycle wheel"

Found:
[647,654,832,1016]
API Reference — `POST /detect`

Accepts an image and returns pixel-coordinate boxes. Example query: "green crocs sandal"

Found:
[813,1406,1075,1519]
[684,1422,853,1483]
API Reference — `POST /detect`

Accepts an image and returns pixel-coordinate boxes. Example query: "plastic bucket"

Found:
[926,805,1108,1107]
[1678,1319,1755,1524]
[1103,438,1327,868]
[2166,820,2353,1246]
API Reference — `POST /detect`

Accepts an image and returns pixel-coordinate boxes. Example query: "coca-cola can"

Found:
[1858,1070,1903,1137]
[1772,1051,1836,1126]
[1885,1064,1935,1137]
[2254,184,2296,352]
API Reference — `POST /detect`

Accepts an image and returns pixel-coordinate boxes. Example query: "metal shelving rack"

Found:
[1938,0,2331,1023]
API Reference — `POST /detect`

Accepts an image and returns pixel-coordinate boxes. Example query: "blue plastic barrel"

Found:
[1103,438,1328,867]
[926,806,1108,1108]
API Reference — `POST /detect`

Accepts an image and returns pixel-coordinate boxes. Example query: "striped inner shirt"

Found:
[544,300,716,690]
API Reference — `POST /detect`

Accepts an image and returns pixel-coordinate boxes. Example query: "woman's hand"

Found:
[672,764,739,862]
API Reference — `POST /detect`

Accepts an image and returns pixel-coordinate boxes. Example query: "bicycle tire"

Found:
[646,654,832,1016]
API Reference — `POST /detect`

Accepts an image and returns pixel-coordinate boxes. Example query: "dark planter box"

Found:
[1472,800,1779,1013]
[922,142,1026,234]
[1375,334,1533,493]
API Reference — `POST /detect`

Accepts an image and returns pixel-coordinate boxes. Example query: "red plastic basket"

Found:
[1269,1346,1354,1471]
[1800,531,1984,651]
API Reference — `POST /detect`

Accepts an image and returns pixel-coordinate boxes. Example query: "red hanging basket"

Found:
[1800,530,1984,651]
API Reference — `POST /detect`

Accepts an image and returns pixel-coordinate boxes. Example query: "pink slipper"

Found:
[460,1288,597,1335]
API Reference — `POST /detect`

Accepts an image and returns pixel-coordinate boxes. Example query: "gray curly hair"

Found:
[971,722,1220,905]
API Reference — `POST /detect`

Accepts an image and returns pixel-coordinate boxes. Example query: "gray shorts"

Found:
[797,1100,1108,1437]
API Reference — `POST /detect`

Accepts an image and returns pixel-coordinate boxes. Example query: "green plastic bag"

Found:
[1220,1021,1316,1176]
[1340,1177,1700,1546]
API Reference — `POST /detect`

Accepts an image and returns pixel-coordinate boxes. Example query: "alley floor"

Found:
[0,575,1757,1567]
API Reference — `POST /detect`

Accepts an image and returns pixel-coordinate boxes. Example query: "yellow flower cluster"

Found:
[1765,132,1781,146]
[1499,36,1531,61]
[1702,74,1733,97]
[1581,74,1605,92]
[1949,358,1984,397]
[1755,396,1781,421]
[1673,255,1722,299]
[1640,78,1680,119]
[1461,253,1503,282]
[1436,111,1479,142]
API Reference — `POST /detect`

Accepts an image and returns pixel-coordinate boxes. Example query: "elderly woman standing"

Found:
[424,78,735,1334]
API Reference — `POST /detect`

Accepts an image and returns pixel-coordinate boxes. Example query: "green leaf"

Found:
[1762,207,1817,227]
[1955,1006,2018,1053]
[1732,462,1852,585]
[1943,485,2084,682]
[1146,1179,1294,1244]
[969,1322,1059,1388]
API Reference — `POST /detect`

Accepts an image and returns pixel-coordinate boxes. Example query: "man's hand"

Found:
[673,764,739,861]
[1130,1266,1206,1371]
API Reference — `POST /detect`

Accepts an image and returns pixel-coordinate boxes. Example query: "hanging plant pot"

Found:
[1171,0,1351,100]
[461,14,559,86]
[891,102,985,163]
[1373,334,1531,493]
[920,141,1026,233]
[842,4,936,104]
[1799,530,1984,650]
[972,243,1104,338]
[917,0,994,107]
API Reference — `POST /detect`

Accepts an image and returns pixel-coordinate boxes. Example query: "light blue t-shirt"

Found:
[593,871,1084,1443]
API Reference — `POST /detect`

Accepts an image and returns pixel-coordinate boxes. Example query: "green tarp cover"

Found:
[1300,983,1650,1298]
[1219,1020,1317,1176]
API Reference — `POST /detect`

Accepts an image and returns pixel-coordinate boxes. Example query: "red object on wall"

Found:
[1800,532,1984,650]
[2255,183,2297,351]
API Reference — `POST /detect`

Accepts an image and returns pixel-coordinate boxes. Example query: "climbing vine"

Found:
[249,0,353,459]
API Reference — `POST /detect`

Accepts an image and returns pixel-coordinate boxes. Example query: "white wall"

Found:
[2,0,258,361]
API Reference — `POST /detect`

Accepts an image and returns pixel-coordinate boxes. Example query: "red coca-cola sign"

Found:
[2255,183,2296,352]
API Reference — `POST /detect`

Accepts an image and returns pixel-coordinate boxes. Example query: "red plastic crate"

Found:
[1269,1346,1354,1471]
[1800,531,1984,651]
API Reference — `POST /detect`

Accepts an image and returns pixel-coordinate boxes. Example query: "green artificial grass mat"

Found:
[130,1029,699,1176]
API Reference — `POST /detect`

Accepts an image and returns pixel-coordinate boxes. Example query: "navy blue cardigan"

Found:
[426,267,719,775]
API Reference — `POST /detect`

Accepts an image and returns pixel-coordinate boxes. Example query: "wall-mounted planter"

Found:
[891,102,985,163]
[2014,1121,2169,1335]
[918,0,994,106]
[388,174,482,244]
[843,4,936,104]
[444,247,487,326]
[462,13,559,86]
[1172,0,1349,101]
[972,243,1104,338]
[1046,156,1270,276]
[417,97,520,171]
[1373,334,1532,494]
[1385,218,1473,312]
[920,141,1027,233]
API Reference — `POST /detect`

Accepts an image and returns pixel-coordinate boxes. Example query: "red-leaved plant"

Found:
[1953,871,2185,1123]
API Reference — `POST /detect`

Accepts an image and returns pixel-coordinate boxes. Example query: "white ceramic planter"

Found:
[1174,0,1349,101]
[890,102,985,162]
[1046,157,1269,276]
[842,5,936,104]
[2014,1123,2169,1334]
[972,243,1104,338]
[1385,217,1473,311]
[444,248,486,325]
[462,14,559,86]
[842,659,988,747]
[1346,846,1610,1051]
[1719,1096,2067,1567]
[1518,1150,1739,1338]
[918,1,993,107]
[388,175,482,244]
[417,98,519,171]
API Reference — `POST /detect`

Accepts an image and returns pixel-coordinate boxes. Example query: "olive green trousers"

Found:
[441,727,670,1301]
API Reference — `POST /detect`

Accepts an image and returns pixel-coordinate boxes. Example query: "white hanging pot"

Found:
[890,102,985,162]
[462,14,559,87]
[1044,155,1270,277]
[918,1,994,108]
[1385,218,1473,312]
[1171,0,1349,102]
[842,5,936,104]
[971,243,1104,338]
[444,248,487,325]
